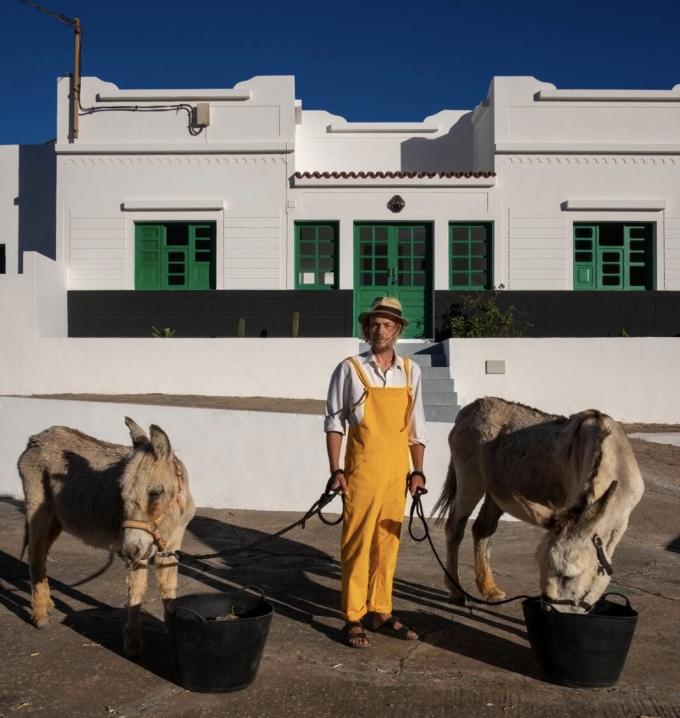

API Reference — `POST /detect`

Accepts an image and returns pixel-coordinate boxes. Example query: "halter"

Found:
[121,458,185,560]
[541,532,614,611]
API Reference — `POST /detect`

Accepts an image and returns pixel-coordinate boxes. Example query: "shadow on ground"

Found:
[182,513,538,679]
[0,503,543,683]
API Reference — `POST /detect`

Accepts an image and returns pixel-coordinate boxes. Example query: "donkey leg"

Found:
[26,508,57,628]
[472,494,505,601]
[445,468,485,605]
[154,527,186,619]
[124,561,149,658]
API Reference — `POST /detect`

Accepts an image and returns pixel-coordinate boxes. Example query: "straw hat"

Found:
[358,297,410,326]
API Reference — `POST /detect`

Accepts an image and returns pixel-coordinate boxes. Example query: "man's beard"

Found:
[371,333,399,351]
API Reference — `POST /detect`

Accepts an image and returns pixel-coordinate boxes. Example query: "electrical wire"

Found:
[20,1,203,137]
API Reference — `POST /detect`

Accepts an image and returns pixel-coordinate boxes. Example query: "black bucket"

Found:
[523,592,638,688]
[166,586,274,693]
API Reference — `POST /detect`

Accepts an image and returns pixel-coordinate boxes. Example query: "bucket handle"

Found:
[172,606,208,623]
[600,591,632,609]
[236,584,266,603]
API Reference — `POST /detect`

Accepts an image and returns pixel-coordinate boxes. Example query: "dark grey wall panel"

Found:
[68,290,354,337]
[18,145,56,271]
[435,291,680,338]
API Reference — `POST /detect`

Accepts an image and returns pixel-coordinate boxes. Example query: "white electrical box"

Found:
[485,360,506,375]
[195,102,211,127]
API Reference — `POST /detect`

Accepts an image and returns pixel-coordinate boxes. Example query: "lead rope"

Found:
[408,488,538,607]
[174,489,342,564]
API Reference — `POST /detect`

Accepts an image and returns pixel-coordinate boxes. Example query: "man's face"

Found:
[368,316,400,350]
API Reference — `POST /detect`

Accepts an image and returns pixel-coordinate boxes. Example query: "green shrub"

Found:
[151,326,176,338]
[449,287,528,338]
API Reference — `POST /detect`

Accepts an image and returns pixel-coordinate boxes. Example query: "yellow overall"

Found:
[341,356,413,622]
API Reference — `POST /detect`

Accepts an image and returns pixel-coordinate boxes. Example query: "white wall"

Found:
[294,110,474,172]
[490,76,680,290]
[0,396,452,517]
[448,337,680,423]
[57,76,296,149]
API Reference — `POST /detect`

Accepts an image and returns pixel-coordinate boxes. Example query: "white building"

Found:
[2,74,680,339]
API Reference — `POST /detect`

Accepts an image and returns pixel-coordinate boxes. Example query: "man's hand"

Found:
[329,469,347,494]
[408,473,426,496]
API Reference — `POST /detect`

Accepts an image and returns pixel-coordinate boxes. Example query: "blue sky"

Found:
[2,0,679,145]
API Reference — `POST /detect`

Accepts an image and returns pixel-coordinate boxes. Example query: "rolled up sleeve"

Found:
[408,362,429,446]
[324,361,349,434]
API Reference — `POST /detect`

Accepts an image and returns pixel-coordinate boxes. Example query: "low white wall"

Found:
[449,337,680,423]
[9,336,359,399]
[0,397,452,517]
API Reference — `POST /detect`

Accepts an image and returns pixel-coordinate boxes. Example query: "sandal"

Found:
[342,620,369,649]
[364,613,418,641]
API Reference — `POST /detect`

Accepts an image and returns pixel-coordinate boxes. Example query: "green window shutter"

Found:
[449,223,491,289]
[295,222,338,289]
[624,225,651,290]
[188,224,216,289]
[574,225,597,290]
[135,224,164,289]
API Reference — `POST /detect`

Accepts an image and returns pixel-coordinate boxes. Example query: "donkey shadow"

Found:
[181,514,344,642]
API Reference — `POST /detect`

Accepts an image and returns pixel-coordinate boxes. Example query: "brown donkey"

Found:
[435,397,644,611]
[18,417,195,656]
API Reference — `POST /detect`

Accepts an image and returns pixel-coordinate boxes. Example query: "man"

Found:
[325,297,428,648]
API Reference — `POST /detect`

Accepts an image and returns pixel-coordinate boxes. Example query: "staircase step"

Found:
[408,353,448,368]
[422,378,455,393]
[423,392,459,407]
[420,366,451,380]
[425,405,459,423]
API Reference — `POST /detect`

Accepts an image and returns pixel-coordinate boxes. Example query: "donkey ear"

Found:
[125,417,149,447]
[580,480,618,529]
[513,491,555,527]
[149,424,172,460]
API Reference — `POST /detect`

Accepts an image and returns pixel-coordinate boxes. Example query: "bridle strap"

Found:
[120,458,186,555]
[541,532,613,611]
[121,519,167,551]
[593,533,613,576]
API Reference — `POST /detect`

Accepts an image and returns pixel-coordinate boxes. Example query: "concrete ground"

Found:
[1,436,679,718]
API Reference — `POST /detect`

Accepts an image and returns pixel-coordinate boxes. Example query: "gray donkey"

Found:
[18,417,195,656]
[435,397,644,611]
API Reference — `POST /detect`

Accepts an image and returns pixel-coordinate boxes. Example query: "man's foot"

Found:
[364,612,418,640]
[342,621,369,648]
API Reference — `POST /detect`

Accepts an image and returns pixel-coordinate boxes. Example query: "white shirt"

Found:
[324,350,428,446]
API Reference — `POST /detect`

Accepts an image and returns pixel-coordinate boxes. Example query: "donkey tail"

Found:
[433,457,458,525]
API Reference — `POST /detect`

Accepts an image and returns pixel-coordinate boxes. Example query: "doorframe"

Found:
[352,221,434,338]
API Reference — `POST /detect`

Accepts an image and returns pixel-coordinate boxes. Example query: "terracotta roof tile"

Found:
[293,170,496,179]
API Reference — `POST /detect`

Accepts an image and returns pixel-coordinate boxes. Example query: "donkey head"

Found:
[514,481,618,612]
[119,417,187,564]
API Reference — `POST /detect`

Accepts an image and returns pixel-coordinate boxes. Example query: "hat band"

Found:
[372,304,403,319]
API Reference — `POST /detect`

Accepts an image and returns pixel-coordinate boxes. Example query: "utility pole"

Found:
[71,16,81,139]
[19,0,82,141]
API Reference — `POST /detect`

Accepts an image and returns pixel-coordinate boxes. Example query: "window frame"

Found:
[573,222,654,291]
[134,221,216,290]
[294,221,339,290]
[448,222,493,290]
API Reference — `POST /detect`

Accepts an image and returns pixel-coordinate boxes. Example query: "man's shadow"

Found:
[183,514,538,678]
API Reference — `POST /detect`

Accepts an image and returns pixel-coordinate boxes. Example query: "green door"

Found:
[597,246,624,289]
[354,223,432,338]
